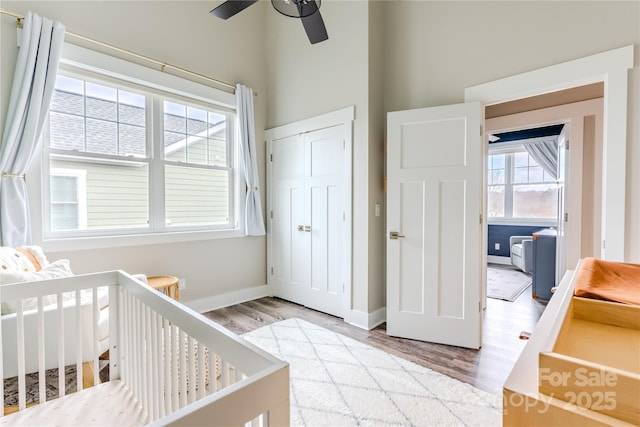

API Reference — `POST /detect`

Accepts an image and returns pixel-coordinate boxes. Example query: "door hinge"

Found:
[564,212,568,222]
[480,213,483,224]
[479,301,482,312]
[480,125,483,137]
[343,139,346,150]
[270,210,273,219]
[566,140,570,150]
[270,154,273,162]
[270,267,274,275]
[343,212,346,221]
[342,283,345,293]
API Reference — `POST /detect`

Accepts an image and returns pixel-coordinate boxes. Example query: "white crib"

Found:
[0,271,289,426]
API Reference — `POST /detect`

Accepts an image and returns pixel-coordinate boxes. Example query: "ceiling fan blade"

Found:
[210,0,258,19]
[300,8,328,44]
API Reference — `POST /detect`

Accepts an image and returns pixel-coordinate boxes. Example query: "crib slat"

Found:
[171,324,179,412]
[37,295,46,404]
[76,290,83,392]
[161,318,171,417]
[221,360,229,390]
[92,288,99,386]
[135,297,143,409]
[143,302,150,418]
[209,350,218,394]
[188,336,196,404]
[57,293,65,398]
[197,341,205,400]
[179,329,187,408]
[17,301,26,411]
[150,309,160,421]
[110,285,122,382]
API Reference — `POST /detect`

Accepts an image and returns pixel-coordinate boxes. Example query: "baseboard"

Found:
[349,306,387,330]
[487,255,511,266]
[184,285,269,314]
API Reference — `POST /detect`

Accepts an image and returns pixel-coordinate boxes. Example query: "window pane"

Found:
[165,165,229,227]
[164,101,186,133]
[514,152,529,167]
[187,107,208,135]
[50,112,85,151]
[51,204,79,231]
[513,184,558,219]
[488,185,504,217]
[492,170,505,185]
[119,124,146,157]
[514,167,528,184]
[187,136,208,165]
[490,154,505,169]
[50,81,84,116]
[51,176,78,203]
[118,94,145,126]
[529,166,544,182]
[51,159,149,230]
[86,118,118,155]
[86,82,117,121]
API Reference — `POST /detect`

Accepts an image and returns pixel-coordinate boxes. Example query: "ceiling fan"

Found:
[210,0,328,44]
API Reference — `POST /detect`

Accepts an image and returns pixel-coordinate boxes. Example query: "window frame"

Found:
[29,43,245,251]
[488,141,558,227]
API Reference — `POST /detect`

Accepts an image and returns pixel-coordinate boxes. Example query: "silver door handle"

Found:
[297,225,304,231]
[304,226,311,232]
[389,231,405,240]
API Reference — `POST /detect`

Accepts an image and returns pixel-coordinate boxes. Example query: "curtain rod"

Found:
[0,7,248,94]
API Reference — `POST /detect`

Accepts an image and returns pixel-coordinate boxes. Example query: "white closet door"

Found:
[269,126,345,318]
[305,126,344,317]
[270,134,307,306]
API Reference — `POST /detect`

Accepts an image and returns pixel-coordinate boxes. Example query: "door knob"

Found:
[304,226,311,232]
[297,225,304,231]
[389,231,405,240]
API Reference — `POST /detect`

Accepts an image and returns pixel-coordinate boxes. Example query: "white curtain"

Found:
[0,12,65,247]
[236,84,265,236]
[524,138,558,180]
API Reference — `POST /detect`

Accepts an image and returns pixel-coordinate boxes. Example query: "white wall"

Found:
[0,1,269,304]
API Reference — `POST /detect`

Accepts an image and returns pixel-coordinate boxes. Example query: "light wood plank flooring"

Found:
[203,284,546,395]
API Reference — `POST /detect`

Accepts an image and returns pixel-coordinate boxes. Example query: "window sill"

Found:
[37,228,248,254]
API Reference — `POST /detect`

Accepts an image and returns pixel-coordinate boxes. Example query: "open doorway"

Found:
[485,123,566,303]
[483,83,604,311]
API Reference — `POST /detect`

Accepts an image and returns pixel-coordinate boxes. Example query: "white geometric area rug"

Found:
[243,318,502,426]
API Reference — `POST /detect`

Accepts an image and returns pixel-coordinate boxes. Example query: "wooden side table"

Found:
[147,275,180,301]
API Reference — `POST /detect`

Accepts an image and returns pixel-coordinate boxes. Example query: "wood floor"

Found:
[203,285,546,395]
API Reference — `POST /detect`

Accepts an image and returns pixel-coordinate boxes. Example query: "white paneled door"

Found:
[387,102,483,349]
[269,125,346,318]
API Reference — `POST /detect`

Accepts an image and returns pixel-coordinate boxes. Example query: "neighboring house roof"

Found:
[49,89,226,158]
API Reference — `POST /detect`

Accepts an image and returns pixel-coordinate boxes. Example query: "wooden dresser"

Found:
[503,260,640,426]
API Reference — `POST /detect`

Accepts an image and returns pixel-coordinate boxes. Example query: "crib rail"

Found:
[0,271,289,426]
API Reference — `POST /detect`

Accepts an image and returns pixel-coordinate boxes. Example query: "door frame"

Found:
[466,45,634,263]
[265,106,354,321]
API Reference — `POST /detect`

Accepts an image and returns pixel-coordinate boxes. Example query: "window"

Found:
[488,146,558,223]
[43,70,237,239]
[50,169,87,231]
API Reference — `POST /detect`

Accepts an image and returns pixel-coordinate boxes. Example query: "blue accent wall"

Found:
[488,225,549,257]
